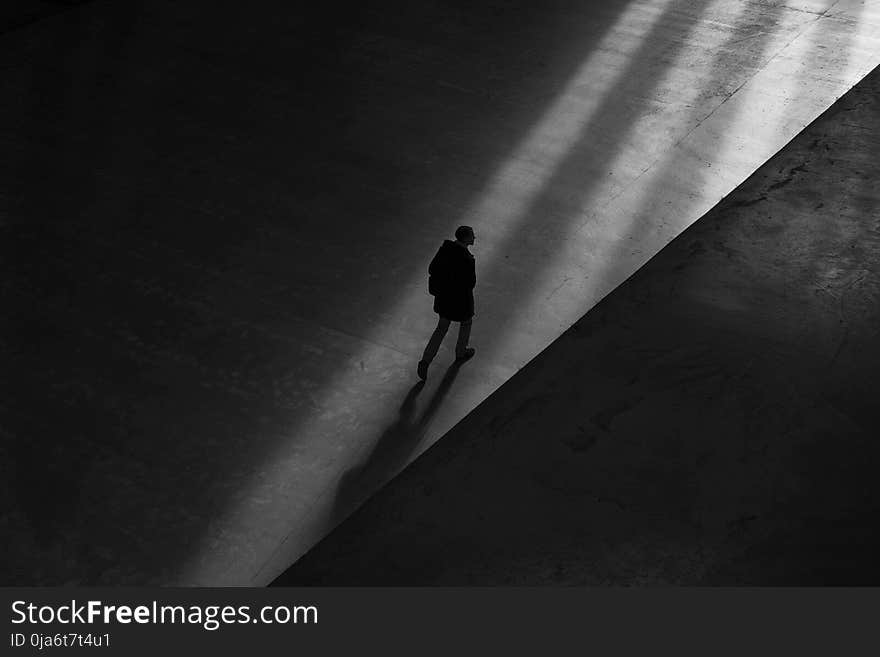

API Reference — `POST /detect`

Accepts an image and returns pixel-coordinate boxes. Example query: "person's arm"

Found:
[428,247,447,294]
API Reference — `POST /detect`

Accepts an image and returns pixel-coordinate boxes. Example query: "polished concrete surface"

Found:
[2,0,879,585]
[277,62,880,585]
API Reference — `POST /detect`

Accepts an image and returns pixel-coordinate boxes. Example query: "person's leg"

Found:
[421,316,451,365]
[455,319,473,359]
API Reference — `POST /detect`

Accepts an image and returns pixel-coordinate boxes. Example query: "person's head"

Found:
[455,225,475,246]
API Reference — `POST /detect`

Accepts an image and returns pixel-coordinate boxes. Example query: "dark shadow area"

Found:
[0,1,93,35]
[2,0,646,583]
[273,62,880,586]
[3,0,147,581]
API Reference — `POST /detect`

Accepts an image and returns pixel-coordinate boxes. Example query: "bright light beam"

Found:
[174,0,680,585]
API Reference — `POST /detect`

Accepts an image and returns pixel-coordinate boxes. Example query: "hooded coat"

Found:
[428,239,476,322]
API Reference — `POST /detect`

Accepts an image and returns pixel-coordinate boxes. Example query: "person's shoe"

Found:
[455,347,476,362]
[417,360,429,380]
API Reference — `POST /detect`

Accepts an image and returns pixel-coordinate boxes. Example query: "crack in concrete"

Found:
[766,162,808,192]
[829,271,868,367]
[729,194,768,208]
[545,276,572,300]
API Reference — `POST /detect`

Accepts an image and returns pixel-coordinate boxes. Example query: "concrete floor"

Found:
[277,61,880,585]
[2,0,879,585]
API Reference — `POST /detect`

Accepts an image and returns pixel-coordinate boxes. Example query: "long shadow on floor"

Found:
[331,362,464,526]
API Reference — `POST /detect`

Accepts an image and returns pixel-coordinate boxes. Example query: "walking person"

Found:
[417,226,477,380]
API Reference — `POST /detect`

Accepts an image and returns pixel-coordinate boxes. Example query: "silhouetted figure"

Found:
[418,226,477,379]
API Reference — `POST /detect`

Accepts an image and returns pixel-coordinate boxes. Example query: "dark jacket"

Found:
[428,240,476,321]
